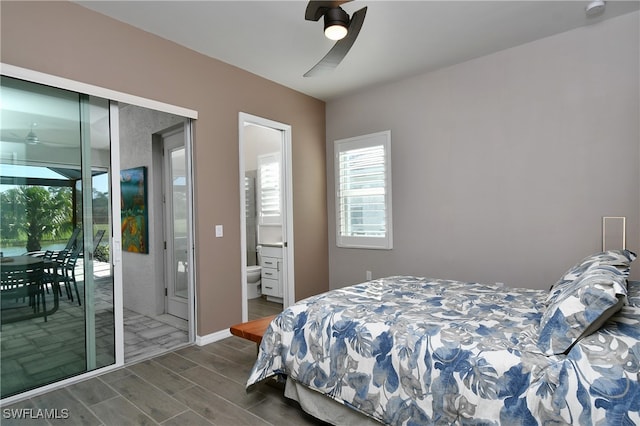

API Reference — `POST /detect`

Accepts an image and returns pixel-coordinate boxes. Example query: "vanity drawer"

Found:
[262,268,278,280]
[261,278,281,297]
[261,256,279,270]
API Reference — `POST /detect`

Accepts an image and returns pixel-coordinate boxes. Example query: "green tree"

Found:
[0,185,73,252]
[92,187,109,224]
[0,187,24,241]
[49,187,74,235]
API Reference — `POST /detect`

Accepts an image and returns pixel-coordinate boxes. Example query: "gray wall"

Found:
[326,12,640,290]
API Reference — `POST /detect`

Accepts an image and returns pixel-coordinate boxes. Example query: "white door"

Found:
[163,127,189,319]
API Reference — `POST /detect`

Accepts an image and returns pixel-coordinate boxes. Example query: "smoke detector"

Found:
[585,1,606,17]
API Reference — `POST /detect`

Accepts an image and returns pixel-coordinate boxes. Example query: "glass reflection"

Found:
[0,76,114,398]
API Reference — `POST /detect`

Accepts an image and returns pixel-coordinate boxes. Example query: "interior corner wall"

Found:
[119,105,184,317]
[0,1,328,335]
[326,11,640,290]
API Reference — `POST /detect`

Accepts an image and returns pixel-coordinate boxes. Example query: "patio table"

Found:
[1,255,59,322]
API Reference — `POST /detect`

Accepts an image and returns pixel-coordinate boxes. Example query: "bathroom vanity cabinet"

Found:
[260,245,283,301]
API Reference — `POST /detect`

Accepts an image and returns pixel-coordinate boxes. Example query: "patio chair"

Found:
[63,228,82,251]
[60,245,83,306]
[44,249,70,300]
[23,228,81,258]
[1,263,47,324]
[41,250,55,294]
[93,229,105,256]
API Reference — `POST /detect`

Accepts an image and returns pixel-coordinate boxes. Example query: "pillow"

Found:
[547,249,636,303]
[537,265,628,356]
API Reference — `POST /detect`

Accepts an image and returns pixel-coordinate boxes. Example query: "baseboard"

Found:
[196,328,232,346]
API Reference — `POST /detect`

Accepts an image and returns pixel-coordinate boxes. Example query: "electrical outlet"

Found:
[366,270,372,280]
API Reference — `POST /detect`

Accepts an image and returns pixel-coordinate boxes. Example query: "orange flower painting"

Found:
[120,166,148,253]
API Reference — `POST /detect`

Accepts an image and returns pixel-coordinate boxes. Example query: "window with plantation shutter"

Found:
[335,131,392,249]
[257,153,281,225]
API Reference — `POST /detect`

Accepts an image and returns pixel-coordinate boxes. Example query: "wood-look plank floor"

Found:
[247,297,282,321]
[1,335,328,426]
[1,298,324,425]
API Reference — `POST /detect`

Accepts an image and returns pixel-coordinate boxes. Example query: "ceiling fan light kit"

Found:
[8,122,68,147]
[25,123,39,145]
[324,7,349,40]
[304,0,368,77]
[25,130,39,145]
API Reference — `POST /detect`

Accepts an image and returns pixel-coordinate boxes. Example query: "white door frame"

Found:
[184,120,197,342]
[109,102,125,366]
[160,124,191,322]
[239,112,295,321]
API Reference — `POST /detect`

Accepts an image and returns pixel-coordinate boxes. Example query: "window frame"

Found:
[257,152,281,225]
[334,130,392,250]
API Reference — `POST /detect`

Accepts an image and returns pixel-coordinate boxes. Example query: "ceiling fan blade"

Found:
[37,141,75,148]
[304,6,367,77]
[305,0,351,21]
[3,132,74,148]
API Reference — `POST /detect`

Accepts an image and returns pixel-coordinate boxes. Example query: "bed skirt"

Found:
[284,377,381,425]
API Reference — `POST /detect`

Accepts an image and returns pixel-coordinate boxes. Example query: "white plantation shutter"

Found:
[258,153,281,224]
[335,131,392,249]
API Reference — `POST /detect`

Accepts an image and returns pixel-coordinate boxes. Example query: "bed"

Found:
[247,250,639,425]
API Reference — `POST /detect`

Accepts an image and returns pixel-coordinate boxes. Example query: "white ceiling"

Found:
[2,1,638,152]
[76,0,640,101]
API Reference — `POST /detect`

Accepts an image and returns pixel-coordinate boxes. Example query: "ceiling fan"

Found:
[304,0,367,77]
[5,123,71,148]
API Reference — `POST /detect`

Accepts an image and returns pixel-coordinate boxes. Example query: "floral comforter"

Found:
[246,277,640,425]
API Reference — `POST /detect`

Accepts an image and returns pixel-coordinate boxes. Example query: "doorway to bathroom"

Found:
[239,113,294,321]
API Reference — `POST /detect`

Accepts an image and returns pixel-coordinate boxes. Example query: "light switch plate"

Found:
[215,225,223,237]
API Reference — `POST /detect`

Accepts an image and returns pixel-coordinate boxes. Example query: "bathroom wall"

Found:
[245,170,258,266]
[243,124,283,249]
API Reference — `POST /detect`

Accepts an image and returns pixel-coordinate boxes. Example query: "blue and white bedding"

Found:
[247,250,639,425]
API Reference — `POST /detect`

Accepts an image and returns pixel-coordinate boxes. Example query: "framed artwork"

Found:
[121,166,148,253]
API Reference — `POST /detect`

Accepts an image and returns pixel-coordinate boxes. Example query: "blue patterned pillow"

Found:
[547,249,636,303]
[538,265,629,355]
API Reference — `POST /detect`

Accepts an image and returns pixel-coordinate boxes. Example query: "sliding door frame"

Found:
[0,63,198,405]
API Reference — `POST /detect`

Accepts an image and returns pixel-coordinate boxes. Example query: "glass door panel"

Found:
[171,148,188,300]
[165,131,188,320]
[0,77,115,398]
[82,95,115,371]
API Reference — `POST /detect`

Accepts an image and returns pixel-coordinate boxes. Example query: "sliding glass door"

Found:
[0,76,115,397]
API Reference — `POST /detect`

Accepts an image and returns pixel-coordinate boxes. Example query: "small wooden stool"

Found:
[230,314,277,350]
